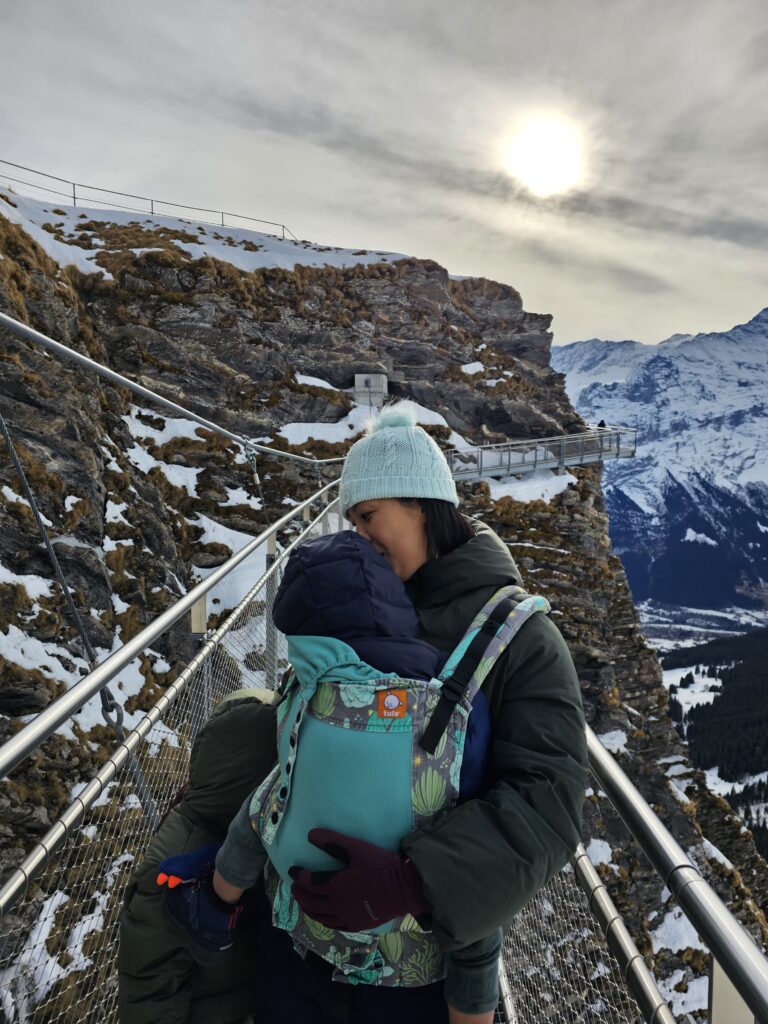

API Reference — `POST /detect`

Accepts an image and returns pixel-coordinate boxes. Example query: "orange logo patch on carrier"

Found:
[377,689,407,719]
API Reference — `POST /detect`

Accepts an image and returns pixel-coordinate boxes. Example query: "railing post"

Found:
[264,533,279,689]
[321,491,331,534]
[221,211,225,227]
[151,198,154,215]
[72,181,76,208]
[710,956,757,1024]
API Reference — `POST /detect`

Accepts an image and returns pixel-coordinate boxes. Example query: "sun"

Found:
[503,115,584,198]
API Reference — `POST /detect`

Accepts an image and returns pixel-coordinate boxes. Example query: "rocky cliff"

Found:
[1,192,766,1018]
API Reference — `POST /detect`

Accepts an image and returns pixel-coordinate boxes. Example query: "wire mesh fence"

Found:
[0,502,343,1023]
[0,495,657,1024]
[498,859,645,1024]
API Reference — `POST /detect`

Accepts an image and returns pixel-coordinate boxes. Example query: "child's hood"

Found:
[273,531,421,640]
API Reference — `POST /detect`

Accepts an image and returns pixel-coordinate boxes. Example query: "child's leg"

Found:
[444,928,503,1024]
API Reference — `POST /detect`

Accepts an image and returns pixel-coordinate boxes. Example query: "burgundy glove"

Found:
[289,828,428,931]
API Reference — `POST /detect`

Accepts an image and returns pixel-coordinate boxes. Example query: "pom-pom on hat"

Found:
[339,401,459,515]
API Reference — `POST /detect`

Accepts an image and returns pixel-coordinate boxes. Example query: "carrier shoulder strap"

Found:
[419,585,550,754]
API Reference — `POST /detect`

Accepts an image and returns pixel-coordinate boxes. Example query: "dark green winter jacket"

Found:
[117,689,278,1024]
[402,520,588,950]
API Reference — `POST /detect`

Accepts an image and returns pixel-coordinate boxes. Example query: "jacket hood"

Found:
[405,519,523,652]
[273,531,421,639]
[273,531,446,679]
[406,519,521,607]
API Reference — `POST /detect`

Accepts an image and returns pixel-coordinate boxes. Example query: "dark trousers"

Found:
[251,884,449,1023]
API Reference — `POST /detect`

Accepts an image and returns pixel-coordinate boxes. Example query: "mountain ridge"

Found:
[552,306,768,613]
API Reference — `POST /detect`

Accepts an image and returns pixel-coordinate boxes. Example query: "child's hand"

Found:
[155,843,222,889]
[156,844,243,964]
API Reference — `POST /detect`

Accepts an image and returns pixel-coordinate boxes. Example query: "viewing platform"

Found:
[447,427,637,480]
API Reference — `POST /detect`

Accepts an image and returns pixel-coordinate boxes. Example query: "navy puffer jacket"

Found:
[272,531,446,681]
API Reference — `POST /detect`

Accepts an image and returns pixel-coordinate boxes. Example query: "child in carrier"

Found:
[158,530,505,1023]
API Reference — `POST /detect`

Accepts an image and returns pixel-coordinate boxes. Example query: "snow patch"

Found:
[597,730,628,753]
[295,373,338,390]
[221,486,262,510]
[655,969,709,1017]
[488,471,577,504]
[0,562,53,600]
[585,838,613,866]
[124,444,201,496]
[650,905,706,953]
[683,528,717,547]
[105,500,129,525]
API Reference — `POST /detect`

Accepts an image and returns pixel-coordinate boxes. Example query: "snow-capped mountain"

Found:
[552,310,768,613]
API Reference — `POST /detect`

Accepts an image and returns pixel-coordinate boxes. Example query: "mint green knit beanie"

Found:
[339,401,459,515]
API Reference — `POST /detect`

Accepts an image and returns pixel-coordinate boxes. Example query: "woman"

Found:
[248,401,588,1023]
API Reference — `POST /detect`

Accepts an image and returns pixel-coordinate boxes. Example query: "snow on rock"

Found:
[122,406,205,446]
[105,500,130,525]
[279,398,471,451]
[0,562,53,600]
[0,192,407,281]
[585,838,613,866]
[188,512,265,614]
[221,486,262,510]
[668,780,691,805]
[683,528,717,547]
[124,443,201,496]
[699,838,734,872]
[279,404,372,445]
[295,373,338,390]
[488,471,577,504]
[655,969,709,1018]
[0,624,87,684]
[597,729,628,753]
[460,361,485,374]
[103,536,133,553]
[1,485,53,526]
[650,905,707,953]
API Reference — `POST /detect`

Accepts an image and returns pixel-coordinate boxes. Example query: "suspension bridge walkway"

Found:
[0,310,765,1024]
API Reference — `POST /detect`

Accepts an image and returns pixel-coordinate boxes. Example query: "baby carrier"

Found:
[253,583,550,987]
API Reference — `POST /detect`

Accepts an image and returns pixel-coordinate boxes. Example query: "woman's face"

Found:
[347,499,428,581]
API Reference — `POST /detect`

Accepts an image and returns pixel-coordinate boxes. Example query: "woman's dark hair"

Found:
[398,498,474,560]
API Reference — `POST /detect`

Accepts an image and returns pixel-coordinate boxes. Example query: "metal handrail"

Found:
[587,725,768,1023]
[0,158,298,239]
[446,427,637,458]
[0,311,344,466]
[0,494,340,917]
[572,843,675,1024]
[0,481,339,781]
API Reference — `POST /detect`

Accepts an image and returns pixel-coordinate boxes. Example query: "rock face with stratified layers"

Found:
[0,194,766,1019]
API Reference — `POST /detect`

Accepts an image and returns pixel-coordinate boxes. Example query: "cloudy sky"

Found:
[2,0,767,343]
